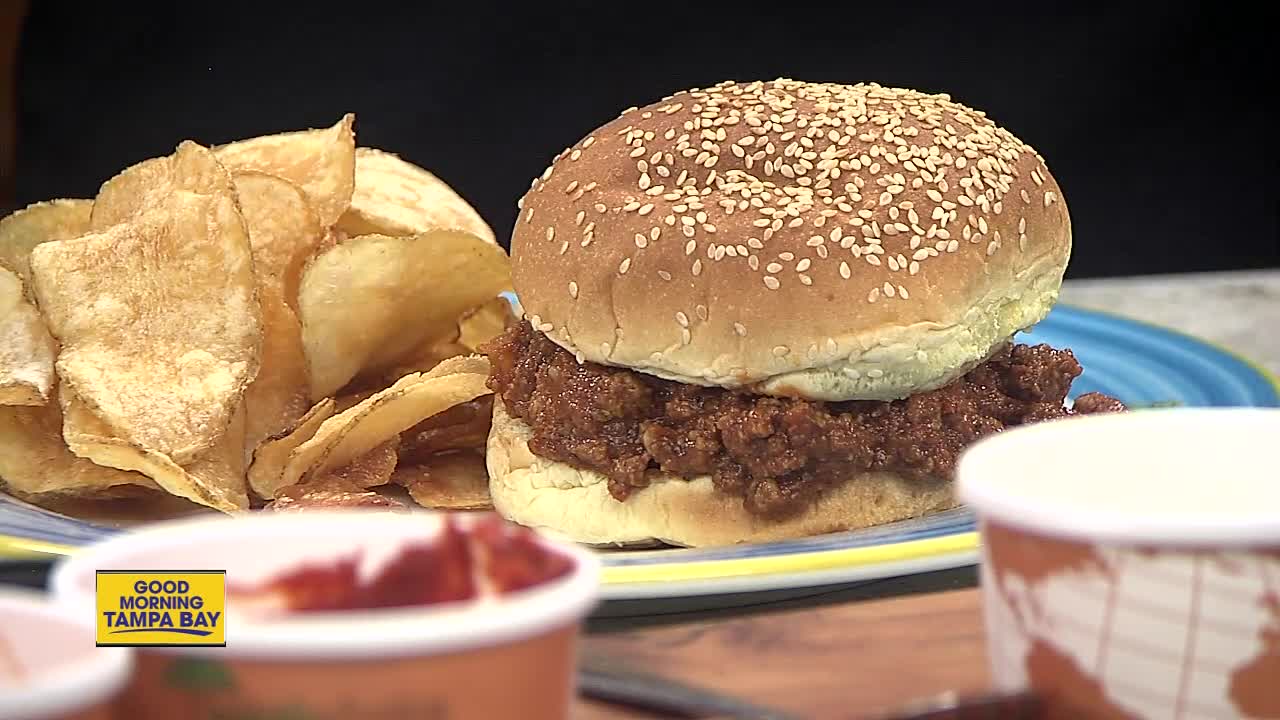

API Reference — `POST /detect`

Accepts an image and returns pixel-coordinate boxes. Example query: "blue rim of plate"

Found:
[2,303,1278,597]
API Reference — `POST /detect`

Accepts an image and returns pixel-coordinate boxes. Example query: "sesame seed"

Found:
[568,281,578,298]
[773,345,790,357]
[763,275,780,290]
[619,258,632,274]
[692,259,703,276]
[545,227,555,241]
[867,287,880,303]
[675,311,689,327]
[582,136,595,148]
[1043,191,1056,207]
[733,322,747,336]
[659,270,672,281]
[898,285,909,299]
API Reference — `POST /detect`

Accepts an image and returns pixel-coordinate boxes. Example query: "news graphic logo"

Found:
[95,571,226,647]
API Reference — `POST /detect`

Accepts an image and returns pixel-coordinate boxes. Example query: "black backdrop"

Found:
[11,1,1277,278]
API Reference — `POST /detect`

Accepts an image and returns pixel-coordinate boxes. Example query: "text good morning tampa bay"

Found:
[95,571,226,646]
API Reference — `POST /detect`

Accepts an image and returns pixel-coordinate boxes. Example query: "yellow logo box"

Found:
[95,571,226,647]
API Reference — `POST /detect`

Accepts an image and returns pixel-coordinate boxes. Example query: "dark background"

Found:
[3,1,1276,278]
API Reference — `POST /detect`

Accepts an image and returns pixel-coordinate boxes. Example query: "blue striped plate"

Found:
[3,304,1277,600]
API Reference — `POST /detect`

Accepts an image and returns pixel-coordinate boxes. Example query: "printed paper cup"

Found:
[0,589,133,720]
[50,511,600,720]
[957,408,1280,719]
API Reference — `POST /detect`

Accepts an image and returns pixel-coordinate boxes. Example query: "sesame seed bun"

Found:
[511,79,1071,401]
[486,398,956,547]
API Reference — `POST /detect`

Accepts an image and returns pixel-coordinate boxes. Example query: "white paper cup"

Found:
[957,408,1280,719]
[0,589,133,720]
[49,510,599,720]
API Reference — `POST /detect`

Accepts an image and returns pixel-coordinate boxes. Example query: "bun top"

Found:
[510,79,1072,401]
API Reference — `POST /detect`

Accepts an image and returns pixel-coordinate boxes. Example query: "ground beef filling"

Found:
[483,322,1125,519]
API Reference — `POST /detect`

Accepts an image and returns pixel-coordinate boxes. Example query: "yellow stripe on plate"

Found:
[0,535,76,559]
[600,531,979,585]
[5,531,980,587]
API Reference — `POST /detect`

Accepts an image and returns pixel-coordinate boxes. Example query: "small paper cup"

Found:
[0,589,133,720]
[50,511,599,720]
[958,408,1280,719]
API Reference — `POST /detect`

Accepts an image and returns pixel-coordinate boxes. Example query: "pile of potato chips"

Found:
[0,115,513,516]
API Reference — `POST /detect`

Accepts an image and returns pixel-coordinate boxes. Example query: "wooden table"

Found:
[575,588,990,719]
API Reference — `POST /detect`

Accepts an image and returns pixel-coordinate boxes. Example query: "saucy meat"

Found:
[483,322,1124,519]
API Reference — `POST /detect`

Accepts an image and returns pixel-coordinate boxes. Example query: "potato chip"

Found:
[394,450,492,511]
[0,199,92,290]
[214,114,356,228]
[306,436,399,493]
[280,356,491,489]
[384,338,476,381]
[399,395,493,460]
[268,488,407,513]
[30,185,261,462]
[89,141,235,231]
[0,269,57,406]
[458,296,516,352]
[0,266,19,315]
[334,388,378,414]
[246,398,335,500]
[298,230,511,399]
[336,147,496,245]
[243,298,309,459]
[232,172,323,455]
[61,387,249,512]
[233,172,323,290]
[0,388,155,498]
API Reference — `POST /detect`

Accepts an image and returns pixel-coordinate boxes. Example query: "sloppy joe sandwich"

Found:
[483,79,1124,547]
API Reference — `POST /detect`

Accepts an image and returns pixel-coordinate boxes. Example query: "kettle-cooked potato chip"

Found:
[0,199,93,290]
[214,114,356,228]
[61,388,249,512]
[458,296,516,352]
[0,266,18,315]
[336,147,496,245]
[280,356,492,489]
[89,141,236,231]
[0,268,57,406]
[233,172,323,456]
[30,188,261,462]
[246,398,335,500]
[298,230,511,399]
[394,450,492,511]
[306,436,400,494]
[0,389,155,498]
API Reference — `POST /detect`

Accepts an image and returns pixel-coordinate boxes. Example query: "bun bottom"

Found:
[486,398,958,548]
